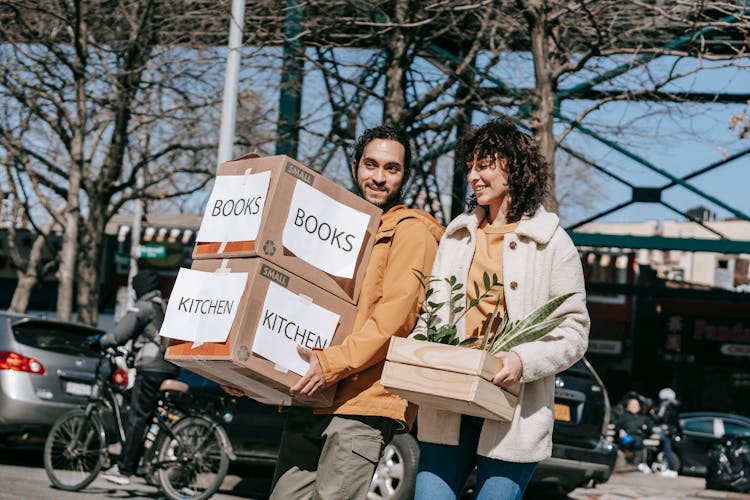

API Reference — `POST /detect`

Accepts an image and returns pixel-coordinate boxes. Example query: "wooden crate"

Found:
[381,337,520,421]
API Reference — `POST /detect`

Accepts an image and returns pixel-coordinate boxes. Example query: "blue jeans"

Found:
[657,428,677,470]
[415,415,538,500]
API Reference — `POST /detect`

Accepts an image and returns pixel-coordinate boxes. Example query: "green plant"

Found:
[412,269,576,353]
[412,269,502,346]
[480,292,576,354]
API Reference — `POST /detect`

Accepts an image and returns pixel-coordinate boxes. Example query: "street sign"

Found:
[139,244,167,259]
[114,253,131,265]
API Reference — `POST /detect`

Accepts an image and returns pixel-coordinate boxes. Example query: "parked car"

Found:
[0,311,104,441]
[676,412,750,476]
[181,356,617,499]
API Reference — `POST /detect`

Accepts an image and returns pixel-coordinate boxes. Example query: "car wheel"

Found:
[368,433,419,500]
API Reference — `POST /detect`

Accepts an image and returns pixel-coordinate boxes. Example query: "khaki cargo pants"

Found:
[269,407,396,500]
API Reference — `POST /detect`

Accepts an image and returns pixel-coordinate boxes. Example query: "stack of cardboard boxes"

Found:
[162,153,381,407]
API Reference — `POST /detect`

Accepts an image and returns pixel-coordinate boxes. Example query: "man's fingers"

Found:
[296,344,311,361]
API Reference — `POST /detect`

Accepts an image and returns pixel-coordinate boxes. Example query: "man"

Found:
[95,269,180,485]
[269,126,444,499]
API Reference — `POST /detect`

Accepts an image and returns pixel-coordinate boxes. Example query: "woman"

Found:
[412,117,590,499]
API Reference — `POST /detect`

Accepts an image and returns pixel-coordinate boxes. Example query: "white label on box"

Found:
[282,180,370,278]
[159,268,248,345]
[196,172,271,244]
[252,282,340,376]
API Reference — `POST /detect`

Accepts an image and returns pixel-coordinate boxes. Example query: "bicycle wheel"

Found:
[44,409,106,491]
[155,416,230,500]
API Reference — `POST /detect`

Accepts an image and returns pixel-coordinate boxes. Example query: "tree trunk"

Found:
[527,0,559,214]
[8,224,55,313]
[383,0,409,127]
[57,207,79,321]
[10,273,37,313]
[76,209,105,326]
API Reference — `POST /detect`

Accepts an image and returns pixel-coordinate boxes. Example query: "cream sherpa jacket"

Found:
[413,206,589,462]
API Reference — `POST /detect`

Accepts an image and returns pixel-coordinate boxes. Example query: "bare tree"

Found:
[0,0,230,323]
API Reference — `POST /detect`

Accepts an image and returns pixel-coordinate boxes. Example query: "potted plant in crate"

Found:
[381,270,575,421]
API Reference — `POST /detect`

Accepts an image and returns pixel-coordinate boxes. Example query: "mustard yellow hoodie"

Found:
[315,205,444,427]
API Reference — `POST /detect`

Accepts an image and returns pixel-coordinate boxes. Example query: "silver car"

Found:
[0,311,103,439]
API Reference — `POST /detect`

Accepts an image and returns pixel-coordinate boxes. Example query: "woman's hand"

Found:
[492,351,523,388]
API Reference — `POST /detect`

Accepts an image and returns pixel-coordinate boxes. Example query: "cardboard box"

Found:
[192,154,381,304]
[380,337,520,421]
[165,258,358,407]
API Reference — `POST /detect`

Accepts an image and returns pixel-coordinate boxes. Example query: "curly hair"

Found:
[351,125,412,182]
[456,117,548,221]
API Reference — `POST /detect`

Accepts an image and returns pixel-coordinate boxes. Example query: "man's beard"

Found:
[359,181,402,211]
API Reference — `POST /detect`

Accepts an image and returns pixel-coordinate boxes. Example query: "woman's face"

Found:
[466,153,510,211]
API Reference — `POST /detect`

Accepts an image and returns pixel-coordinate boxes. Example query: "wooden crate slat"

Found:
[381,361,517,421]
[387,337,497,379]
[387,337,520,396]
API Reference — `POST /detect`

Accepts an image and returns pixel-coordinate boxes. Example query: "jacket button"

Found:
[509,241,517,250]
[510,281,518,290]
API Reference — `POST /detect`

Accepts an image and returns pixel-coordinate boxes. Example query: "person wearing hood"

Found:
[94,269,179,485]
[225,126,444,500]
[412,117,590,500]
[650,387,682,477]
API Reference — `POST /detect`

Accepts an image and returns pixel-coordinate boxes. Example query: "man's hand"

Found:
[492,351,523,388]
[220,385,246,398]
[290,346,326,398]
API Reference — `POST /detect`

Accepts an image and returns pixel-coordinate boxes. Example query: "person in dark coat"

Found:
[95,270,180,485]
[650,387,682,477]
[615,395,654,473]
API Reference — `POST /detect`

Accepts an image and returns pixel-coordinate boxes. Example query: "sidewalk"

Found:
[569,470,750,499]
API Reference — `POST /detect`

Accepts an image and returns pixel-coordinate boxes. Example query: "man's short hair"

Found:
[352,126,412,182]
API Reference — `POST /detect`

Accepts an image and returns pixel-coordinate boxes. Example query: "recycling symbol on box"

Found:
[263,240,276,256]
[238,345,250,362]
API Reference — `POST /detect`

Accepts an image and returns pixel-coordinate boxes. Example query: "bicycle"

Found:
[43,347,236,500]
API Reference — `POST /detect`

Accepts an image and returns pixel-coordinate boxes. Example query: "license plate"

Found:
[554,403,571,422]
[65,381,93,397]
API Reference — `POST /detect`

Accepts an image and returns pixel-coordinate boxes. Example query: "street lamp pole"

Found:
[127,170,144,309]
[217,0,246,167]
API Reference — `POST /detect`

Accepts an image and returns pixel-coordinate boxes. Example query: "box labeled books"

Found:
[162,258,357,407]
[381,337,520,421]
[192,153,381,304]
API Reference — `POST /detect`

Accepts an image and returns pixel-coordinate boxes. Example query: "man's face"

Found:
[352,139,406,209]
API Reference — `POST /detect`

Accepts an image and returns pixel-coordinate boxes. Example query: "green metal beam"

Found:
[275,0,304,157]
[569,232,750,254]
[556,115,750,223]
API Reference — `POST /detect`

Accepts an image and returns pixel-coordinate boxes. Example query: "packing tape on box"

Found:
[215,259,231,273]
[242,167,253,184]
[217,237,229,254]
[274,363,289,373]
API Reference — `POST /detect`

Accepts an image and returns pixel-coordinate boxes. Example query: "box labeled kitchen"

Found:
[163,258,357,407]
[192,153,381,304]
[381,337,520,421]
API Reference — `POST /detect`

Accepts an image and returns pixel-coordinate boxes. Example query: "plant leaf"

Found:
[512,292,576,334]
[483,272,491,290]
[413,334,427,341]
[479,299,502,351]
[488,317,565,353]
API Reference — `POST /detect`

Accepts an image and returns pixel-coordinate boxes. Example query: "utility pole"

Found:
[217,0,246,166]
[127,171,144,309]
